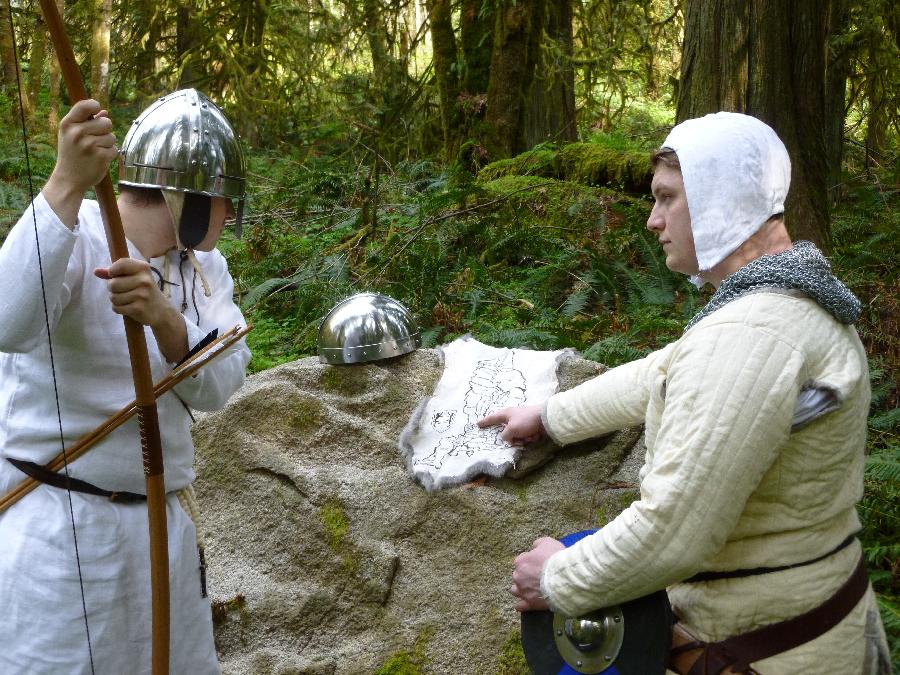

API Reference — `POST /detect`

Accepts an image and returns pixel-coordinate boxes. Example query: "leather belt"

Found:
[7,457,147,503]
[669,551,870,675]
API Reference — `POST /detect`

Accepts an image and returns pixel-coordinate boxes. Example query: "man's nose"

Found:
[647,204,663,231]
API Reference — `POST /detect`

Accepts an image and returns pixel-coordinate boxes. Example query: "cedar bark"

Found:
[677,0,834,250]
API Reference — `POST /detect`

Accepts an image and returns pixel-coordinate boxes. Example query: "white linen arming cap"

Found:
[662,112,791,272]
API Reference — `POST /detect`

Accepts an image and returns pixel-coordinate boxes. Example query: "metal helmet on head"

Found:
[118,88,247,244]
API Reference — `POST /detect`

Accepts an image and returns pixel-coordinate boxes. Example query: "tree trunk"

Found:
[28,14,48,111]
[0,0,17,96]
[677,0,833,251]
[177,6,202,88]
[484,0,546,158]
[90,0,111,107]
[48,0,63,134]
[824,0,851,202]
[460,0,494,96]
[524,0,576,148]
[426,0,460,159]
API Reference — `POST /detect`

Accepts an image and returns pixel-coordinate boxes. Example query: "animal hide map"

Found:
[400,336,569,491]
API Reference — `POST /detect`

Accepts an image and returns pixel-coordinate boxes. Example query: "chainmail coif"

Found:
[685,241,861,332]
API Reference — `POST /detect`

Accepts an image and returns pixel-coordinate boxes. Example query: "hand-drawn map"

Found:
[399,336,568,491]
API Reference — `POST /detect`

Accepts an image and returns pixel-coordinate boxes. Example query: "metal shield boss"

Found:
[521,530,673,675]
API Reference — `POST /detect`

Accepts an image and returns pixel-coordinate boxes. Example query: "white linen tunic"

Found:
[0,194,251,674]
[541,291,889,673]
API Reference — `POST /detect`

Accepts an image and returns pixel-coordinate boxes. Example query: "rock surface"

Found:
[192,349,644,674]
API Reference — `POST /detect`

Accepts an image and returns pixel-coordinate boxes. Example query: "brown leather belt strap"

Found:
[672,552,870,675]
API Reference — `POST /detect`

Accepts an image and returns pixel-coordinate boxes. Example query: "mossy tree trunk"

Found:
[28,13,48,112]
[90,0,111,107]
[426,0,460,160]
[677,0,835,251]
[362,0,411,164]
[460,0,494,95]
[524,0,577,148]
[47,0,63,134]
[0,0,17,97]
[484,0,546,159]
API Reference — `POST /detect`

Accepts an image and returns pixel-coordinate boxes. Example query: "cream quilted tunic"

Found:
[541,290,888,673]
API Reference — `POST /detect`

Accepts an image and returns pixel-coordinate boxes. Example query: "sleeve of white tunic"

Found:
[544,345,674,444]
[541,319,804,617]
[170,250,251,412]
[0,193,79,352]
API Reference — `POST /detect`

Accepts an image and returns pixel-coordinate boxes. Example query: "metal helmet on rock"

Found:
[118,88,247,245]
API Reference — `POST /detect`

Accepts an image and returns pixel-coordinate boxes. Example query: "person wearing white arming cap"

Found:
[479,112,891,674]
[0,90,250,673]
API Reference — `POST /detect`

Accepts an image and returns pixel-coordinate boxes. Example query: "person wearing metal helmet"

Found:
[480,113,890,674]
[0,91,250,673]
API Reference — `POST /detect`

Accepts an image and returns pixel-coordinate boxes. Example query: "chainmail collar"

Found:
[685,241,861,332]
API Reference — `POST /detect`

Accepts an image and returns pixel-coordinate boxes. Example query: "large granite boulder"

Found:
[192,349,644,674]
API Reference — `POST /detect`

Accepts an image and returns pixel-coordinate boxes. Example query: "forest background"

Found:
[0,0,897,668]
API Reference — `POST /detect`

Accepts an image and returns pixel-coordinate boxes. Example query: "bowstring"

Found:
[6,5,96,673]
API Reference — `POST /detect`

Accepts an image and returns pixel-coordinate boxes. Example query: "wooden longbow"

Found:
[36,2,171,673]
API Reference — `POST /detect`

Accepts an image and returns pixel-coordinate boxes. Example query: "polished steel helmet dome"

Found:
[118,88,246,234]
[318,293,421,364]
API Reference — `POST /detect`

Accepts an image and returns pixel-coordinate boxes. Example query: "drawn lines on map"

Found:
[415,350,526,470]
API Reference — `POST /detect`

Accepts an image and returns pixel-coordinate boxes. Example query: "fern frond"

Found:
[560,284,592,317]
[869,408,900,432]
[483,328,559,350]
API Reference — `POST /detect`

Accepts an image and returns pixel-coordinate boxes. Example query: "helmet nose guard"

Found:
[118,88,247,237]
